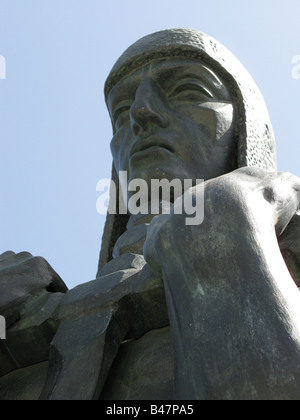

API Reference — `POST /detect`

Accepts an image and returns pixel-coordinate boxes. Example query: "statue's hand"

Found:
[144,167,300,276]
[0,251,67,322]
[0,251,68,376]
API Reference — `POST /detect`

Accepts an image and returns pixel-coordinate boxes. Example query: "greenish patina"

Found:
[1,29,300,400]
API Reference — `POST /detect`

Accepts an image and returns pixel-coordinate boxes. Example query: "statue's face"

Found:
[108,57,236,195]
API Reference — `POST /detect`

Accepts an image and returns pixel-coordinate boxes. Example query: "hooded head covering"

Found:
[97,28,277,275]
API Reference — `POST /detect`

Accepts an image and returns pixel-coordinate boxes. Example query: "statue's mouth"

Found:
[130,136,174,158]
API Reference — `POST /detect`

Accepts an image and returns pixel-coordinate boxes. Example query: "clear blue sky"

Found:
[0,0,300,289]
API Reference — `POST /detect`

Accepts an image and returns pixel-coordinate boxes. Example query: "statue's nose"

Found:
[130,78,168,137]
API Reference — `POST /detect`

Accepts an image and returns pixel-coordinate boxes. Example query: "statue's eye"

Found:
[113,104,131,128]
[169,82,213,102]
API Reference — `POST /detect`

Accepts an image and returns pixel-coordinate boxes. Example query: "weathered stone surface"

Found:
[0,252,67,378]
[0,362,48,400]
[112,224,148,258]
[0,251,67,317]
[98,253,146,277]
[101,327,174,400]
[279,214,300,287]
[2,29,300,401]
[40,260,169,400]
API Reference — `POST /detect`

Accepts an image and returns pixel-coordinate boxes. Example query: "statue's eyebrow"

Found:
[156,64,231,101]
[165,72,215,98]
[107,78,138,117]
[107,62,232,116]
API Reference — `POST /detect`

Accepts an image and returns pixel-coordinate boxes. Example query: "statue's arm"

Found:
[144,168,300,400]
[40,253,169,400]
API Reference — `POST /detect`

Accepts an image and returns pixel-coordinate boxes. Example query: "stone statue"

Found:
[1,28,300,400]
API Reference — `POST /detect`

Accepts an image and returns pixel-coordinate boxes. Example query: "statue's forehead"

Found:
[108,57,231,103]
